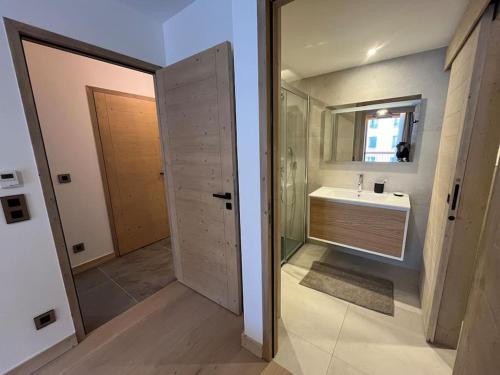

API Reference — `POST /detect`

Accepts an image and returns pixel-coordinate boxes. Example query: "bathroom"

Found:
[274,0,497,374]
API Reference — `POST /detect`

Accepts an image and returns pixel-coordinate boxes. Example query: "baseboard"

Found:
[72,252,115,274]
[241,332,263,358]
[7,334,77,375]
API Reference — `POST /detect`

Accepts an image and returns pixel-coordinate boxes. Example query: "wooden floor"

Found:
[36,281,286,374]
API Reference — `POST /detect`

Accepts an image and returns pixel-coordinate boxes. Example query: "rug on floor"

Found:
[300,261,394,315]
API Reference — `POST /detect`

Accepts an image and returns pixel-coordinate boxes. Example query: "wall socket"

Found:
[57,173,71,184]
[72,242,85,253]
[34,309,56,330]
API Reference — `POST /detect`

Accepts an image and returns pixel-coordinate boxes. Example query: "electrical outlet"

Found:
[72,242,85,253]
[57,173,71,184]
[34,310,56,330]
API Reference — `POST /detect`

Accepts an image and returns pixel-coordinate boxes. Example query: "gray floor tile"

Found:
[74,238,175,332]
[78,279,136,332]
[100,240,175,301]
[73,267,108,295]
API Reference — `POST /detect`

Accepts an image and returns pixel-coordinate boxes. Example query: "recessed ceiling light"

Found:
[367,47,378,57]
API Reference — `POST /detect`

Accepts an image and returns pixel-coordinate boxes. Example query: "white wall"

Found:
[23,41,155,268]
[162,0,263,344]
[292,48,450,270]
[0,1,164,372]
[231,0,263,345]
[162,0,233,65]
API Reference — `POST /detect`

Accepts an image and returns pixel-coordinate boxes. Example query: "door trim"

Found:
[257,0,284,360]
[4,17,161,342]
[86,86,159,258]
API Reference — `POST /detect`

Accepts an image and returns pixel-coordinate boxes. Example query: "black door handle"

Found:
[450,183,460,210]
[213,192,231,200]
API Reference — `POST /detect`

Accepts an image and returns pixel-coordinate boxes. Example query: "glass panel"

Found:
[280,89,288,262]
[280,89,307,261]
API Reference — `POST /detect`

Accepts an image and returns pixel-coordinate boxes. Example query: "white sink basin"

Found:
[309,186,410,211]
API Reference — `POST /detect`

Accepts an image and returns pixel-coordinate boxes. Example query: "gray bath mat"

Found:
[300,261,394,315]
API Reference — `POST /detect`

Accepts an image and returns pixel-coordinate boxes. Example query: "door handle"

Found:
[450,183,460,210]
[213,192,231,200]
[448,182,460,221]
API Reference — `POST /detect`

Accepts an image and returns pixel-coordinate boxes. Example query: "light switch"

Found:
[1,194,30,224]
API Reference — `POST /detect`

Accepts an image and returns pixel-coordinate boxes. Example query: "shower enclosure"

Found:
[280,86,308,263]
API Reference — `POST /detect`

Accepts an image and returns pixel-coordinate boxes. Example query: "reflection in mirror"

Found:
[324,97,421,163]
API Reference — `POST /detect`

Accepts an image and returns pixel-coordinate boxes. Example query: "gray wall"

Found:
[292,48,450,270]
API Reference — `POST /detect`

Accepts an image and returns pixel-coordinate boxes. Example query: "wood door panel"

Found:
[157,42,241,314]
[161,48,216,91]
[176,201,225,224]
[92,89,169,255]
[421,20,485,343]
[165,108,219,138]
[170,135,221,154]
[310,198,406,258]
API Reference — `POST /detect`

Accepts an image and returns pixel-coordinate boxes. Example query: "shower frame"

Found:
[280,81,309,263]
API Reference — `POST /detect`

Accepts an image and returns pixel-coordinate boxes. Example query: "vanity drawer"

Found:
[309,197,407,259]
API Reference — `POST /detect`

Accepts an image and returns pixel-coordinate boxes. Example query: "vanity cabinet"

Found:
[308,187,410,260]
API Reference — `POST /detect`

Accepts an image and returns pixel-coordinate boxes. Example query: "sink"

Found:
[309,186,410,211]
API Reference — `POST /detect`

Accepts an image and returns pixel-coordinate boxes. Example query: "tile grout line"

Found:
[327,303,350,371]
[284,325,334,356]
[326,303,379,375]
[97,267,139,304]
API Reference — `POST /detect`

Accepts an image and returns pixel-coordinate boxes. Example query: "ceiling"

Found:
[115,0,195,23]
[281,0,468,80]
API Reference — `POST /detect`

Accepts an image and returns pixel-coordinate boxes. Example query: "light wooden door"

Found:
[156,42,241,314]
[420,14,491,343]
[92,88,170,255]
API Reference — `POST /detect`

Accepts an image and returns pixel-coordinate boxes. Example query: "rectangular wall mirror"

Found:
[323,96,421,163]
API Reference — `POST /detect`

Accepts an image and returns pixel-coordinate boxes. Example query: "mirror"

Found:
[323,97,421,163]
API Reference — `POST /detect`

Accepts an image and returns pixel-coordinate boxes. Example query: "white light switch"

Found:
[0,170,22,189]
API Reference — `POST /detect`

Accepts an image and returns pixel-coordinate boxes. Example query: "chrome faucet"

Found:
[357,174,364,194]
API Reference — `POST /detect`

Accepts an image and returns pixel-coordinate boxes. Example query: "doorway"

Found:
[22,40,174,333]
[6,18,241,345]
[264,0,475,373]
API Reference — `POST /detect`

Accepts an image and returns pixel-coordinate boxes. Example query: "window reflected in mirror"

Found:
[323,96,421,163]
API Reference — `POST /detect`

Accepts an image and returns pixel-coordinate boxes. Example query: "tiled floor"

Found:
[74,238,175,333]
[275,243,456,375]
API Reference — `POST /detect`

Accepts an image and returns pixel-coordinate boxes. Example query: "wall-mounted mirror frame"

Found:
[323,95,422,163]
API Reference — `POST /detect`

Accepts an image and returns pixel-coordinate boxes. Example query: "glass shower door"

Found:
[280,88,307,262]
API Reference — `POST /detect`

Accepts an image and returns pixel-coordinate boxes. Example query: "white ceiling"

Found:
[281,0,468,80]
[115,0,195,23]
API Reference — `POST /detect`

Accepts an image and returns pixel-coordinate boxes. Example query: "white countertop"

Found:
[309,186,411,211]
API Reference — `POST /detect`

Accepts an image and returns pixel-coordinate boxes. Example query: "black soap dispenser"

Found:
[374,179,386,194]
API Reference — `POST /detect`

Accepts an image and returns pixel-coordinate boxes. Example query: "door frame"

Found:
[4,17,163,342]
[257,0,497,366]
[257,0,294,360]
